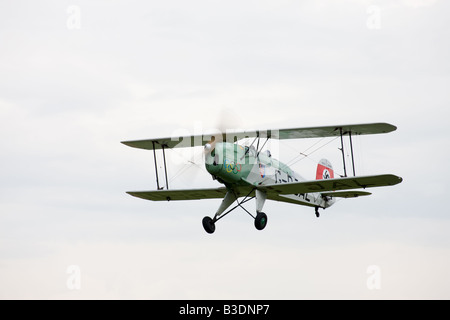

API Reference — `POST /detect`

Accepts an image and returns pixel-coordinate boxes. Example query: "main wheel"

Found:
[202,216,216,234]
[254,212,268,231]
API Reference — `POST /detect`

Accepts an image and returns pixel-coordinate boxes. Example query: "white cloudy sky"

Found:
[1,0,449,299]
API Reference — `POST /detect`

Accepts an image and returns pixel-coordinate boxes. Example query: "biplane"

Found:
[121,123,403,234]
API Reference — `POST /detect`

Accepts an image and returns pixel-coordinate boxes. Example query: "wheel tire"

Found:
[254,212,268,231]
[202,216,216,234]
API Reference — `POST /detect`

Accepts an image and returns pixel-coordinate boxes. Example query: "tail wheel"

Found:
[254,212,268,231]
[202,216,216,234]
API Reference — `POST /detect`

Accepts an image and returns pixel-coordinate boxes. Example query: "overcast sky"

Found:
[1,0,449,299]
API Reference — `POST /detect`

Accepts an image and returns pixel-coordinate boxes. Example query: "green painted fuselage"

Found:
[205,142,294,184]
[205,142,332,209]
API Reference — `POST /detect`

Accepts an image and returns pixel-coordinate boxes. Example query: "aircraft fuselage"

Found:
[205,142,333,209]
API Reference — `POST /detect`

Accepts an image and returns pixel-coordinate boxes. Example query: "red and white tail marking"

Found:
[316,159,334,180]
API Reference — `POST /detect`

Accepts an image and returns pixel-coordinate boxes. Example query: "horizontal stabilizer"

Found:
[321,191,372,198]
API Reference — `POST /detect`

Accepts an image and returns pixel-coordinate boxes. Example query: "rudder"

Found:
[316,159,334,180]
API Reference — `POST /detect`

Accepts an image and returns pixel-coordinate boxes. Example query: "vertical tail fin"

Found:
[316,159,334,180]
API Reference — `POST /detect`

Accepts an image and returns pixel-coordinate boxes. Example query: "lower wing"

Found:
[127,186,254,201]
[127,188,228,201]
[126,174,401,202]
[258,174,402,195]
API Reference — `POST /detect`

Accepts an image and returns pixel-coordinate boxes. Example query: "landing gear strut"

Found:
[315,206,320,218]
[202,188,269,234]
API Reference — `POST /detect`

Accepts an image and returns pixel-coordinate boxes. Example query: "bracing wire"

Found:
[163,147,205,183]
[286,136,339,167]
[285,137,326,166]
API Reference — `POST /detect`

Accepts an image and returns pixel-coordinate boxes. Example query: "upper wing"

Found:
[122,135,208,151]
[127,186,254,201]
[258,174,402,195]
[121,122,397,150]
[276,123,396,139]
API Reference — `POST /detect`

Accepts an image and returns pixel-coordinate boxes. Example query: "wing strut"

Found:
[349,131,356,176]
[162,144,169,190]
[338,127,357,177]
[151,141,169,190]
[339,128,347,177]
[152,141,160,190]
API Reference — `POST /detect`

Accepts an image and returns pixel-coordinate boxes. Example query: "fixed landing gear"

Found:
[202,212,268,234]
[202,188,269,234]
[254,212,268,231]
[315,206,320,218]
[202,216,216,234]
